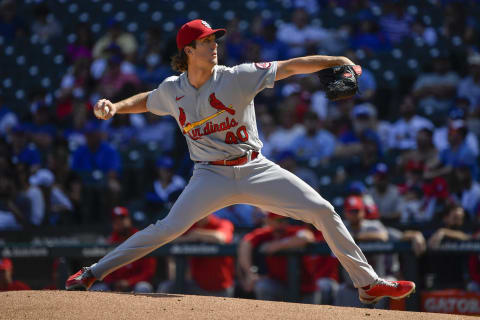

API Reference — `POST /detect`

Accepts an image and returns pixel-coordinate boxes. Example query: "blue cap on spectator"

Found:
[374,162,388,175]
[352,103,377,119]
[348,181,366,194]
[448,108,465,120]
[29,169,55,187]
[156,156,174,169]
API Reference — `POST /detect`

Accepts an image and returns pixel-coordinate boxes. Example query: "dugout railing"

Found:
[2,241,480,311]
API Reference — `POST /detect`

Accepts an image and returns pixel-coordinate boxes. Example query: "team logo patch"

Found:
[201,20,211,29]
[255,62,272,69]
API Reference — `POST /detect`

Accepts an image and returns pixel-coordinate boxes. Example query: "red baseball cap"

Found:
[344,196,365,212]
[176,19,226,51]
[0,258,12,271]
[111,206,129,218]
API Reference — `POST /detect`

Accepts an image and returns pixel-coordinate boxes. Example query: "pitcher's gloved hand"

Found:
[318,65,362,101]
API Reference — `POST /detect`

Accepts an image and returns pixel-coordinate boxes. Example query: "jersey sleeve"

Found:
[233,62,277,101]
[146,80,173,116]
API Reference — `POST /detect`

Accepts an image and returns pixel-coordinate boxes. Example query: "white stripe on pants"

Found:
[91,155,378,288]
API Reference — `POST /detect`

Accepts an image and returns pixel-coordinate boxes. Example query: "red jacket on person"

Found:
[244,225,319,293]
[103,227,157,287]
[187,216,235,292]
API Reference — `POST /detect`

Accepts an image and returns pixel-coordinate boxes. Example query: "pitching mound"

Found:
[0,291,472,320]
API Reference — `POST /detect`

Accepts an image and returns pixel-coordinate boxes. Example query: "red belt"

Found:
[197,151,259,166]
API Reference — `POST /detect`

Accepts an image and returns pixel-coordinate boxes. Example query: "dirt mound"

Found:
[0,291,472,320]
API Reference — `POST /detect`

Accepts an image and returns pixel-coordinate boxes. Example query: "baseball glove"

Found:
[317,65,362,101]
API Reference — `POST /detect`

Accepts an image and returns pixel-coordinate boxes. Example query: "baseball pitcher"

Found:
[66,19,415,304]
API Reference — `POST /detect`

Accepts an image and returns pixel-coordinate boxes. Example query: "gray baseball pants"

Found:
[90,155,378,288]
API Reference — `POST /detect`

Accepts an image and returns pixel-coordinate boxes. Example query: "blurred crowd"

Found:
[1,0,480,308]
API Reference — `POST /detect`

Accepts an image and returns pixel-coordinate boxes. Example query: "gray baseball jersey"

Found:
[146,62,276,161]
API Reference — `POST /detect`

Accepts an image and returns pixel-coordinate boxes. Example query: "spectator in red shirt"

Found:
[0,258,30,291]
[158,214,235,297]
[237,212,320,303]
[90,206,157,292]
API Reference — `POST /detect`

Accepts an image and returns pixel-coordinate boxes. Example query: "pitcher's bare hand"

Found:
[93,99,116,120]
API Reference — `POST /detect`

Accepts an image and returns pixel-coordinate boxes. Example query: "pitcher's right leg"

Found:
[66,166,238,290]
[237,158,415,304]
[238,159,377,288]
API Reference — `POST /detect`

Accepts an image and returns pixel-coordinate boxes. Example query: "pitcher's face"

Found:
[188,34,218,68]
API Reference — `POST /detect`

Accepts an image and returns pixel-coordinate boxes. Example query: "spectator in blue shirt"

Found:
[378,2,413,44]
[71,120,122,221]
[0,95,18,137]
[72,121,121,173]
[10,125,42,168]
[439,120,478,179]
[136,113,176,153]
[136,27,170,88]
[292,111,336,164]
[29,105,56,157]
[335,104,386,158]
[145,156,186,212]
[276,151,319,190]
[253,20,289,62]
[452,164,480,221]
[350,17,390,54]
[0,171,30,230]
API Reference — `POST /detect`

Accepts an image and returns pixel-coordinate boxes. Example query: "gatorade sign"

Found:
[421,290,480,315]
